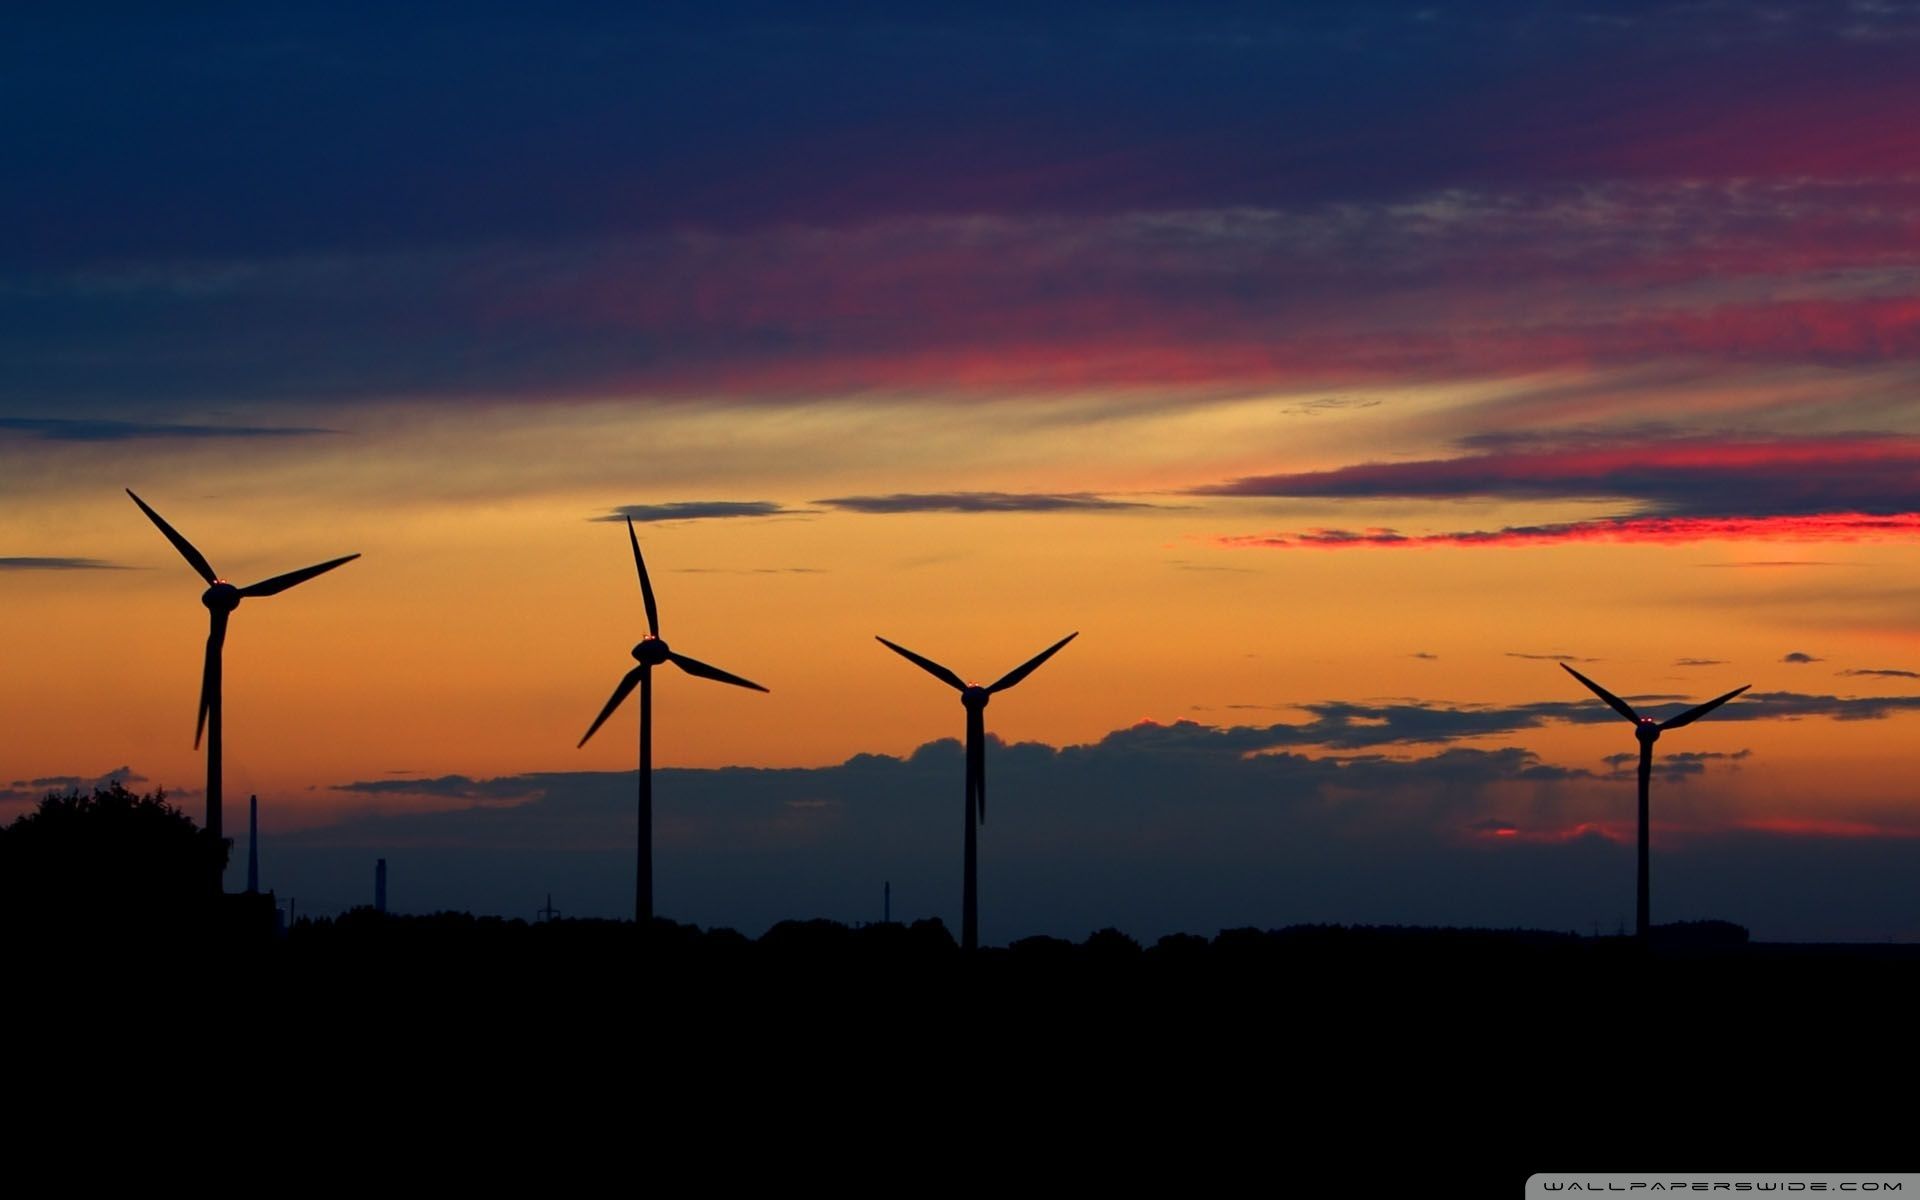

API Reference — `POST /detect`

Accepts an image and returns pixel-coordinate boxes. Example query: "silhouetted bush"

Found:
[760,917,857,958]
[906,916,957,955]
[1007,934,1075,962]
[0,782,227,942]
[1146,932,1210,966]
[701,924,754,955]
[1082,926,1142,959]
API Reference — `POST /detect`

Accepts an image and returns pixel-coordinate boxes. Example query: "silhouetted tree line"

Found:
[0,782,1896,1002]
[256,909,1856,990]
[0,781,1855,978]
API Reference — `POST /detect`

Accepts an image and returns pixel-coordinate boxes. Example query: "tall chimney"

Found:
[375,858,388,914]
[884,880,891,924]
[246,794,260,894]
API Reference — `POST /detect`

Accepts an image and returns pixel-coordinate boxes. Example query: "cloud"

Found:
[1110,690,1920,753]
[0,556,129,570]
[1601,749,1752,781]
[309,732,1602,901]
[276,696,1920,940]
[13,184,1920,406]
[594,501,807,523]
[1708,691,1920,722]
[1507,652,1594,663]
[9,5,1920,270]
[1203,433,1920,548]
[0,417,332,441]
[335,693,1863,817]
[1674,658,1727,667]
[1839,668,1920,679]
[331,775,544,801]
[815,492,1155,514]
[1783,652,1823,664]
[1219,514,1920,550]
[676,567,826,575]
[1068,691,1911,757]
[1200,431,1920,511]
[1280,397,1385,416]
[4,7,1920,413]
[1,765,151,806]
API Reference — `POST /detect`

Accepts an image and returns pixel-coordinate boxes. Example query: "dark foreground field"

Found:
[13,910,1909,1191]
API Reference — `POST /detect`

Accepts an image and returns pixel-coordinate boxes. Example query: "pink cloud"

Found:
[1205,433,1920,548]
[1220,513,1920,550]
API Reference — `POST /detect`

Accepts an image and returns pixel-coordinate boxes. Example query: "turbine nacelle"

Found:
[201,581,241,612]
[962,685,991,710]
[632,635,671,665]
[1636,718,1661,744]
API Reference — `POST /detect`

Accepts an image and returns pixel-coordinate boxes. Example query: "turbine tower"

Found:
[246,794,260,894]
[127,489,358,891]
[578,518,768,926]
[1560,664,1748,942]
[876,632,1076,951]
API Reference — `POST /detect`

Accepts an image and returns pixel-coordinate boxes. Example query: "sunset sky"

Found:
[4,2,1919,938]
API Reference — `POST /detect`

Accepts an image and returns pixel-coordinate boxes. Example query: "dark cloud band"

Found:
[0,418,332,441]
[1207,434,1920,549]
[0,556,128,570]
[816,492,1152,514]
[596,501,804,523]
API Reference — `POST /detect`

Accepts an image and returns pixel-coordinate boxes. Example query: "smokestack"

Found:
[246,794,260,894]
[884,880,891,924]
[375,858,388,914]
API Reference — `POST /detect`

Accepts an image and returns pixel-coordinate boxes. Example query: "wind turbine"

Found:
[1560,664,1748,943]
[578,518,768,926]
[126,489,359,891]
[876,632,1077,951]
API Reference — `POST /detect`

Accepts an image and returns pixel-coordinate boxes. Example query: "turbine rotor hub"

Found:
[632,635,671,665]
[961,685,990,709]
[201,582,241,611]
[1636,719,1661,744]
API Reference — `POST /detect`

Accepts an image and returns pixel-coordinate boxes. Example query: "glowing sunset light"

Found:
[4,3,1920,940]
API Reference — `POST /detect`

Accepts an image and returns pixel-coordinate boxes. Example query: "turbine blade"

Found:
[875,637,966,691]
[126,489,217,584]
[1659,684,1750,732]
[628,517,659,637]
[194,608,228,749]
[669,652,769,693]
[578,666,645,748]
[987,632,1078,694]
[1560,663,1640,724]
[238,553,360,597]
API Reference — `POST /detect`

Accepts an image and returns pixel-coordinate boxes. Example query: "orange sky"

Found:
[5,380,1918,844]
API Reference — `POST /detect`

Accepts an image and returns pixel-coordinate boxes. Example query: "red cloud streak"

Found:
[1207,436,1920,497]
[1219,513,1920,550]
[1735,817,1920,839]
[1206,433,1920,548]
